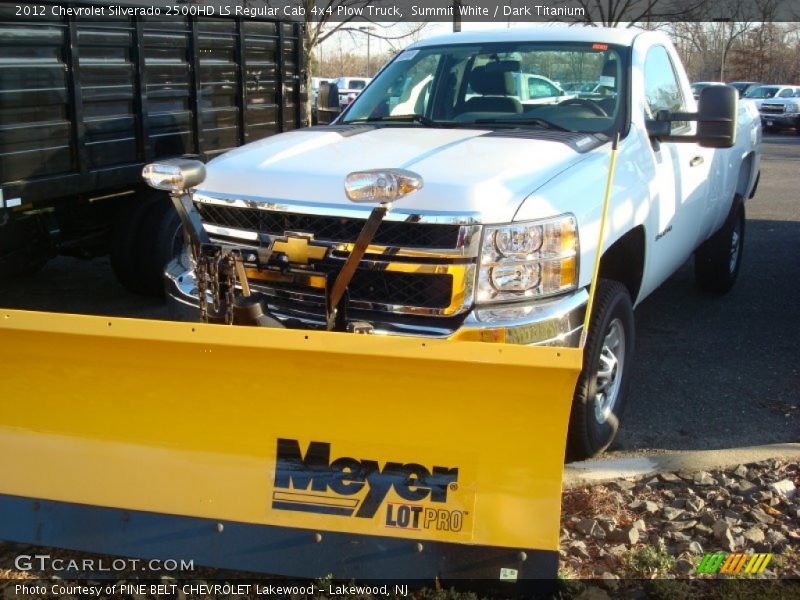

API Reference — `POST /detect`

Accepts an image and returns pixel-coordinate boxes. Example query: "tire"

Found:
[110,196,155,294]
[110,192,183,296]
[134,198,184,296]
[694,196,745,294]
[567,279,635,461]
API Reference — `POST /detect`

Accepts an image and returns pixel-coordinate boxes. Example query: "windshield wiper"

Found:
[472,117,570,132]
[346,114,444,128]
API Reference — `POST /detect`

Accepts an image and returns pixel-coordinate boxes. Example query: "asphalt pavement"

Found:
[614,132,800,455]
[1,133,797,457]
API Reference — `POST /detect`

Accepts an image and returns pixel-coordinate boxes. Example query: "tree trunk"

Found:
[301,29,314,126]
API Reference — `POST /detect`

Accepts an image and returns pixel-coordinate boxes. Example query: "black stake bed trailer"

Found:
[0,1,305,294]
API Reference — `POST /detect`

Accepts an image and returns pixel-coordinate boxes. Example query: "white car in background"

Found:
[514,73,575,105]
[335,77,372,108]
[743,84,800,110]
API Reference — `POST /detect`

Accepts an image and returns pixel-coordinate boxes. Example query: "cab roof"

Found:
[409,25,653,49]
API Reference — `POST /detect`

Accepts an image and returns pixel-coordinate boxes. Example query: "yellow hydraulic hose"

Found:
[580,133,621,350]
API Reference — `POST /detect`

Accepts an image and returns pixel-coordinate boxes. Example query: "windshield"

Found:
[342,42,626,135]
[745,86,779,99]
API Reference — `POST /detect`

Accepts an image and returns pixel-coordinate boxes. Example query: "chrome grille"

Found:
[253,267,454,310]
[193,198,480,317]
[196,202,463,249]
[761,104,785,114]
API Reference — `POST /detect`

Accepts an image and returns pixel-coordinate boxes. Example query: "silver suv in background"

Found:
[759,88,800,134]
[743,84,800,110]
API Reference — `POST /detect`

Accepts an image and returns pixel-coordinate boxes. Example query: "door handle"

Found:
[690,155,705,167]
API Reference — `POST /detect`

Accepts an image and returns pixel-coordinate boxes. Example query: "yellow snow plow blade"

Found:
[0,308,581,585]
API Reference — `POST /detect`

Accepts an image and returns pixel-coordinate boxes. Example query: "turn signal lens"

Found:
[344,169,423,204]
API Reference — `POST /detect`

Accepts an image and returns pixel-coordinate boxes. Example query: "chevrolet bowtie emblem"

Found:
[271,233,329,265]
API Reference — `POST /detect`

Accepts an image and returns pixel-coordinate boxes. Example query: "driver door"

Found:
[642,45,713,285]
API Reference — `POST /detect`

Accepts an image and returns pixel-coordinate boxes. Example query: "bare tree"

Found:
[251,0,426,123]
[568,0,709,27]
[698,0,755,80]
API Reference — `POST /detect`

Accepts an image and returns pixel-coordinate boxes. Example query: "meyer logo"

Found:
[696,552,773,575]
[271,439,460,527]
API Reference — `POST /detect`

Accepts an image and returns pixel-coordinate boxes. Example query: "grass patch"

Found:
[621,545,676,578]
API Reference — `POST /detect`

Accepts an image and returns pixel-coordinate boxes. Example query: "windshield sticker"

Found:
[396,49,419,61]
[599,76,615,87]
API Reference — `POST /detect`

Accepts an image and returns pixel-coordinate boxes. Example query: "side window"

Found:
[778,88,794,98]
[643,46,685,117]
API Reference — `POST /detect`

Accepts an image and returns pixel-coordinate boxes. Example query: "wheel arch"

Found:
[736,152,756,200]
[598,225,646,304]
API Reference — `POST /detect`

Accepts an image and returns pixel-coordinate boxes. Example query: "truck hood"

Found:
[200,126,598,223]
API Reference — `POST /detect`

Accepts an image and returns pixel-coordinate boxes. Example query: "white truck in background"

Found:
[160,27,762,459]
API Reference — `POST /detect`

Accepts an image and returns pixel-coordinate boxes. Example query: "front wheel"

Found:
[567,279,635,461]
[111,192,183,297]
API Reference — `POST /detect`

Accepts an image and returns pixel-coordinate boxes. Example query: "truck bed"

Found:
[0,1,304,208]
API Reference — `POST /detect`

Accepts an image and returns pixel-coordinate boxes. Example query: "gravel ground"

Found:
[559,459,799,580]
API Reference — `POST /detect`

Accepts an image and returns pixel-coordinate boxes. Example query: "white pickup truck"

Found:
[159,27,761,459]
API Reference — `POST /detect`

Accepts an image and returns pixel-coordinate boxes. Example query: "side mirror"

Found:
[645,85,737,149]
[696,85,737,148]
[645,112,671,137]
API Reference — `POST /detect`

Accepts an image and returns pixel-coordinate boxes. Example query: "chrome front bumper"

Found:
[760,113,800,127]
[164,260,586,347]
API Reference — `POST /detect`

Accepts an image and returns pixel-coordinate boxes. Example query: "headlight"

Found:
[142,159,206,192]
[477,215,578,304]
[494,224,543,257]
[786,101,800,112]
